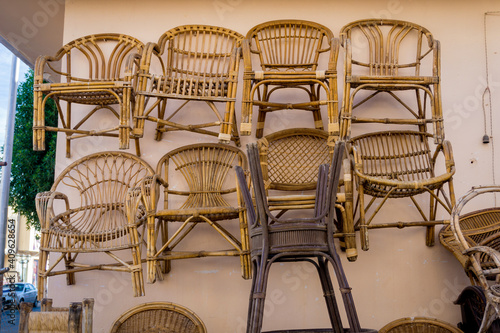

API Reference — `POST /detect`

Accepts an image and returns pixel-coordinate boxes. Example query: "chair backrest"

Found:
[110,302,206,333]
[245,19,334,71]
[340,19,436,77]
[379,317,463,333]
[257,128,331,191]
[350,131,435,195]
[46,34,144,83]
[157,143,247,209]
[154,25,243,98]
[49,152,154,234]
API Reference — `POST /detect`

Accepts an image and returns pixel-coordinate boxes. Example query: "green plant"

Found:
[9,70,57,230]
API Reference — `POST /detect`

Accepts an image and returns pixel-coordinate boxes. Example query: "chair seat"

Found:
[360,176,448,198]
[37,82,128,105]
[155,206,241,222]
[348,75,438,85]
[142,75,231,100]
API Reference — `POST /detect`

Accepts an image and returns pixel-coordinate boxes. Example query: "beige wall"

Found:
[46,0,500,331]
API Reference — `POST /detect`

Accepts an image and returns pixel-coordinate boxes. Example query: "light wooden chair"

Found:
[110,302,206,333]
[35,152,154,298]
[349,130,455,251]
[33,34,144,157]
[240,19,340,140]
[446,186,500,333]
[134,25,243,146]
[18,298,94,333]
[378,317,463,333]
[339,19,443,143]
[257,128,357,261]
[140,143,251,283]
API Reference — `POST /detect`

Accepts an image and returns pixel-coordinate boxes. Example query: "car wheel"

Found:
[33,296,38,307]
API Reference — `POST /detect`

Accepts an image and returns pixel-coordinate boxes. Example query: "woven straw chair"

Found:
[19,298,94,333]
[240,19,340,140]
[378,317,463,333]
[237,141,373,333]
[256,128,357,261]
[140,143,250,283]
[35,152,154,298]
[110,302,206,333]
[33,34,144,157]
[134,25,243,146]
[349,130,455,251]
[445,186,500,333]
[339,19,443,143]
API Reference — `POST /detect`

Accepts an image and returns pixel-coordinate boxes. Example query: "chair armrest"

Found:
[242,38,254,74]
[343,37,352,78]
[139,175,164,216]
[327,37,340,72]
[35,191,69,230]
[136,42,165,93]
[432,139,455,175]
[463,245,500,279]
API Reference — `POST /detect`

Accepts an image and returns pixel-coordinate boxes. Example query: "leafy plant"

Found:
[9,70,57,230]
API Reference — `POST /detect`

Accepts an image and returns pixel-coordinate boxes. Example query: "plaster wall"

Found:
[47,0,500,331]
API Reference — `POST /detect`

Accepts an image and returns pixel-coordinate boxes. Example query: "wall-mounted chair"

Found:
[447,186,500,333]
[256,128,357,261]
[237,141,374,333]
[339,19,443,143]
[134,25,243,146]
[349,130,455,251]
[19,298,94,333]
[240,19,340,140]
[140,143,250,284]
[33,34,144,157]
[110,302,206,333]
[36,152,154,298]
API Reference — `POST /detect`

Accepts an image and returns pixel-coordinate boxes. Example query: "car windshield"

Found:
[2,283,23,292]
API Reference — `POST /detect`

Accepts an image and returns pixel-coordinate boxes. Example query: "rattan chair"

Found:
[33,34,144,157]
[240,20,340,140]
[110,302,206,333]
[446,186,500,333]
[19,298,94,333]
[237,141,370,333]
[140,143,250,283]
[35,152,154,298]
[134,25,243,146]
[257,128,357,261]
[339,19,443,143]
[378,317,463,333]
[349,130,455,251]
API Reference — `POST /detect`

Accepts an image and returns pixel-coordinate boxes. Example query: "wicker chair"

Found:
[240,20,340,140]
[257,128,357,261]
[445,186,500,333]
[110,302,206,333]
[19,298,94,333]
[134,25,243,146]
[35,152,154,298]
[378,317,463,333]
[237,141,370,333]
[348,129,455,251]
[339,19,443,143]
[33,34,144,157]
[140,143,250,283]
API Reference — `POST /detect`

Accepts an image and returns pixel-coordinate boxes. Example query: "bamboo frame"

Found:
[339,19,443,144]
[256,128,357,261]
[349,130,456,251]
[110,302,206,333]
[140,143,251,284]
[33,33,144,157]
[447,186,500,333]
[240,20,340,140]
[134,25,243,146]
[35,152,154,299]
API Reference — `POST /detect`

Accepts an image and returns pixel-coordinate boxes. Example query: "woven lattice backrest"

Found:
[154,25,243,97]
[246,20,334,71]
[257,129,330,191]
[340,19,435,77]
[51,152,154,234]
[111,302,206,333]
[157,143,247,209]
[456,208,500,246]
[351,131,434,182]
[50,34,143,83]
[379,317,463,333]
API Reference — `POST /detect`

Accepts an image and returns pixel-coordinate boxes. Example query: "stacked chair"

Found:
[339,19,456,251]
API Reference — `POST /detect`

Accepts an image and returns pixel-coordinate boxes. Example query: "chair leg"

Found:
[247,256,270,333]
[160,221,171,275]
[65,254,76,286]
[155,99,167,141]
[129,227,145,297]
[358,185,369,251]
[255,109,267,139]
[478,299,499,333]
[147,216,158,284]
[37,249,49,300]
[316,257,344,333]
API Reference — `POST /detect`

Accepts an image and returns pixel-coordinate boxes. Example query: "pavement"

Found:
[0,302,40,333]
